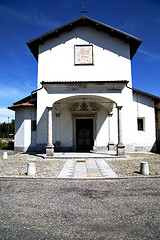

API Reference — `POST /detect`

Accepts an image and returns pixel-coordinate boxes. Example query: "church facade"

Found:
[9,16,160,155]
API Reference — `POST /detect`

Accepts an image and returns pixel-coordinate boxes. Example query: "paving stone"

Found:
[96,159,118,178]
[57,159,75,178]
[73,162,88,178]
[58,158,118,178]
[86,159,101,177]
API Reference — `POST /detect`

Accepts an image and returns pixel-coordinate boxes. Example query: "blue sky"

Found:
[0,0,160,123]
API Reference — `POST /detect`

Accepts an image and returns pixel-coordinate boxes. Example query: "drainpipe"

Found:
[126,82,132,91]
[31,86,43,97]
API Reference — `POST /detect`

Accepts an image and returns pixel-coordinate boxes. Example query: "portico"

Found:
[45,94,125,156]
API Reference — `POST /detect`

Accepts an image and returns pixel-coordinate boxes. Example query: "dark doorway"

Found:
[76,119,93,151]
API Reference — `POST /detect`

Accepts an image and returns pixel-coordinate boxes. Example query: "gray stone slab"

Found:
[86,159,102,177]
[58,158,118,179]
[58,159,75,178]
[96,159,118,178]
[73,162,88,178]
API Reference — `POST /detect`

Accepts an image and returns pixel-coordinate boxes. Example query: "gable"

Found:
[27,16,142,60]
[37,27,132,83]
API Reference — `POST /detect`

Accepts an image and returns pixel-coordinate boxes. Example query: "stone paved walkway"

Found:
[58,159,118,178]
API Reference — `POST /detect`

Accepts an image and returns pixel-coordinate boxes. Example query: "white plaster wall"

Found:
[155,103,160,140]
[155,104,160,152]
[53,106,73,146]
[96,107,108,147]
[37,26,132,85]
[109,107,118,144]
[15,109,25,149]
[36,88,48,146]
[132,92,156,151]
[119,87,136,146]
[46,86,127,107]
[15,107,37,151]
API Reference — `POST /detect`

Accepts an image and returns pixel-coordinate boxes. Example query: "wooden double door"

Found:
[76,119,93,151]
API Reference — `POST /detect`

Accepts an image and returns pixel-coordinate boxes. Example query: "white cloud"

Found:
[0,82,33,99]
[139,49,160,60]
[0,4,61,29]
[0,107,15,123]
[0,86,19,99]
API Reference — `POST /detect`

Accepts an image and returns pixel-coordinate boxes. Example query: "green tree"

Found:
[0,119,15,138]
[0,122,7,138]
[9,119,15,136]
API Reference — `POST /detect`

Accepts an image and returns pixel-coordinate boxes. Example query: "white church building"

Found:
[9,16,160,155]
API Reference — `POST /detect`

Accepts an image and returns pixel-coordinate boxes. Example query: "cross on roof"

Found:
[80,2,88,14]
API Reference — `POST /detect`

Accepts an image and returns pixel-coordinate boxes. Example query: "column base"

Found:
[93,145,97,151]
[46,145,54,156]
[108,142,115,151]
[117,144,125,156]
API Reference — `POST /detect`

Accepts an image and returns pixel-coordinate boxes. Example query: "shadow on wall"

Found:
[155,141,160,153]
[151,141,157,153]
[133,92,154,107]
[39,26,130,60]
[34,108,48,153]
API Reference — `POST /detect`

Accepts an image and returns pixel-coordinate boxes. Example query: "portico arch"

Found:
[45,94,125,155]
[52,95,117,152]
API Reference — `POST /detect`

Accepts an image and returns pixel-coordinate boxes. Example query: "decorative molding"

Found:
[71,101,97,113]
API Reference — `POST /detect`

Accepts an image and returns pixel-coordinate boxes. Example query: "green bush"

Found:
[0,140,14,150]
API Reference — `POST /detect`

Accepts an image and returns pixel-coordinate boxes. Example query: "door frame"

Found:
[72,114,97,151]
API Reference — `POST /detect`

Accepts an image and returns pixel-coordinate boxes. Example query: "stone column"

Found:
[116,106,125,156]
[108,113,114,151]
[93,117,97,151]
[55,113,61,150]
[46,107,54,156]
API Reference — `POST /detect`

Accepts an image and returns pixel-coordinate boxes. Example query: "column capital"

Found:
[108,113,113,117]
[47,106,53,111]
[116,105,123,110]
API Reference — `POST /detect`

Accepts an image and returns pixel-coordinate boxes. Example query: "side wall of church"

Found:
[131,92,156,152]
[14,107,37,152]
[155,103,160,152]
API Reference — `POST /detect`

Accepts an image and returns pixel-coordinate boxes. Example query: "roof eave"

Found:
[13,92,37,105]
[8,103,36,111]
[133,88,160,101]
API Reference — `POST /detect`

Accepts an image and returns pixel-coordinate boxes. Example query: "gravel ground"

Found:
[0,150,160,177]
[0,150,65,177]
[0,178,160,240]
[106,152,160,177]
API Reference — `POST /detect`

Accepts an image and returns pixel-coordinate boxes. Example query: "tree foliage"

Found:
[0,119,15,138]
